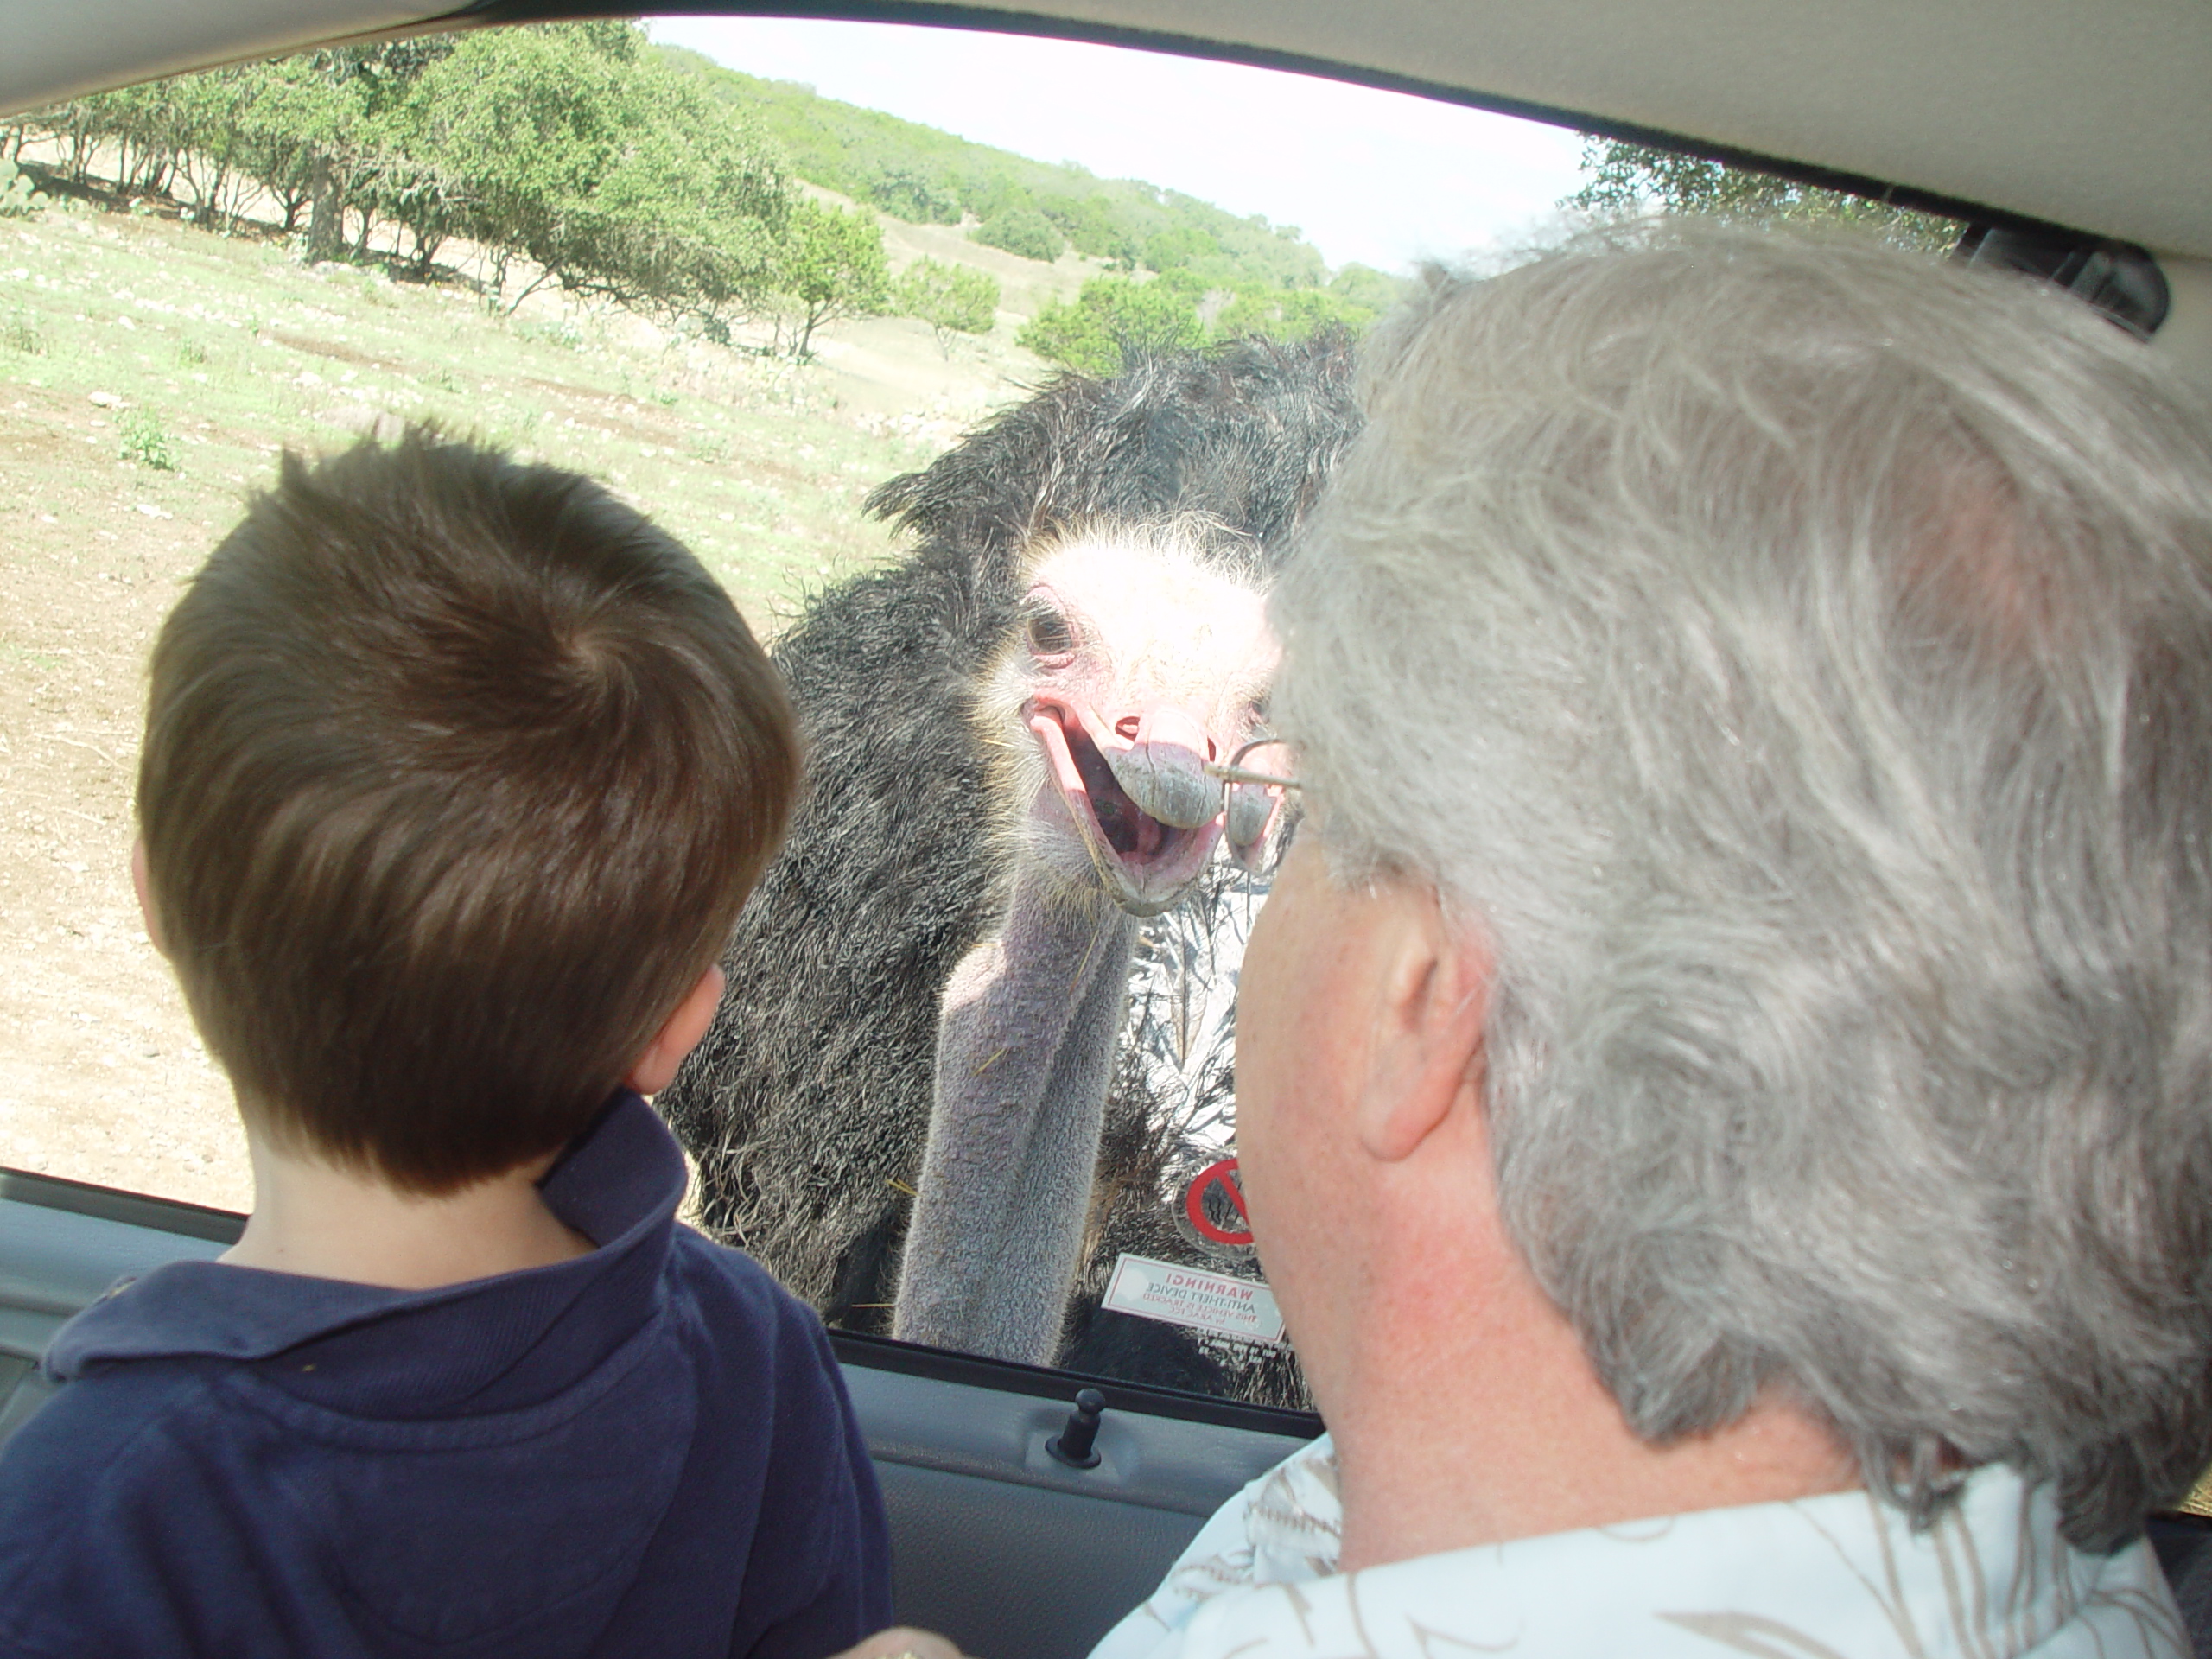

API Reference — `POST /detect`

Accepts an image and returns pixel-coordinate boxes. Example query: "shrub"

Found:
[973,206,1064,264]
[1142,225,1219,272]
[1327,264,1408,315]
[3,312,45,354]
[118,409,179,471]
[514,315,584,351]
[1019,273,1203,377]
[893,257,999,356]
[865,168,959,225]
[0,160,44,219]
[1211,283,1378,345]
[1037,192,1136,264]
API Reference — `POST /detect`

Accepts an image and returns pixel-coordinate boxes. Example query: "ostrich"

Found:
[658,334,1359,1369]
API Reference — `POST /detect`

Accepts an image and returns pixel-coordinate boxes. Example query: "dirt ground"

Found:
[0,435,239,1207]
[0,190,1052,1215]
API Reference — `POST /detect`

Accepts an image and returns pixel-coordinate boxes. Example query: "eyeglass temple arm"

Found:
[1203,761,1300,791]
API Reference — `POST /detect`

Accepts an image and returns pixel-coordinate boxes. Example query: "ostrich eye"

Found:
[1025,607,1074,658]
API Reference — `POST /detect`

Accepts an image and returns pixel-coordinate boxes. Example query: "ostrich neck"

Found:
[893,867,1140,1364]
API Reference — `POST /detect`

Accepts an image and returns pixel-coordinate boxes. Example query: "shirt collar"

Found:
[1104,1435,2188,1659]
[45,1091,687,1415]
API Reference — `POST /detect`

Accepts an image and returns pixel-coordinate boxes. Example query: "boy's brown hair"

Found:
[137,427,798,1193]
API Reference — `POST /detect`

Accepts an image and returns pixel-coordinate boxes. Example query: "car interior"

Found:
[3,3,2210,1656]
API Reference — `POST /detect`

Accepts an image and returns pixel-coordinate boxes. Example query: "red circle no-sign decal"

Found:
[1183,1157,1255,1248]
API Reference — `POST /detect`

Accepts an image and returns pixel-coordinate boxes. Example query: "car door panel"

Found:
[0,1170,1313,1659]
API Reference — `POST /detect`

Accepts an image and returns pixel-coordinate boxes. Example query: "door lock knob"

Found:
[1047,1388,1106,1468]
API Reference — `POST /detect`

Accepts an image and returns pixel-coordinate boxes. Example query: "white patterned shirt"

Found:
[1090,1434,2186,1659]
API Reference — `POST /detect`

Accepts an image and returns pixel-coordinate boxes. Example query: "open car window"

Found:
[0,16,1965,1412]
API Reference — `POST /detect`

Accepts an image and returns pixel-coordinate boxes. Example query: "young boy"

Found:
[0,428,893,1657]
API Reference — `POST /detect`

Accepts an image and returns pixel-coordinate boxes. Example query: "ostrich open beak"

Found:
[1026,698,1226,917]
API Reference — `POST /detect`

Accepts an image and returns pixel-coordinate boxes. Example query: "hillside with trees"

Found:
[657,45,1338,285]
[654,44,1402,371]
[3,25,1407,376]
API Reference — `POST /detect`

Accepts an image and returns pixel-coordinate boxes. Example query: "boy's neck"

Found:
[223,1118,594,1290]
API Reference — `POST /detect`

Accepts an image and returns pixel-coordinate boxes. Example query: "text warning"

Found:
[1101,1253,1285,1345]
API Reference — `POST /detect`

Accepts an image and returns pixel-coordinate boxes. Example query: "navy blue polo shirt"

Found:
[0,1093,892,1658]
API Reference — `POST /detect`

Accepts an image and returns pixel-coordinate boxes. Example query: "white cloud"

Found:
[645,16,1592,275]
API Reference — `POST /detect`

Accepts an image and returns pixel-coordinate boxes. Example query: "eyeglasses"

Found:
[1202,736,1300,794]
[1203,738,1300,874]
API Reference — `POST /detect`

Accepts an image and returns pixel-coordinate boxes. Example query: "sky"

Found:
[645,16,1592,276]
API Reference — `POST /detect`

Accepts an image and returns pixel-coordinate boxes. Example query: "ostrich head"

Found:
[976,521,1288,918]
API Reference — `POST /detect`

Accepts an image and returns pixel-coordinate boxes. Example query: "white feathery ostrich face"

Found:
[978,524,1286,917]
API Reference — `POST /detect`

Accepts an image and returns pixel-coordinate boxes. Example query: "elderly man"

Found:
[1092,229,2212,1658]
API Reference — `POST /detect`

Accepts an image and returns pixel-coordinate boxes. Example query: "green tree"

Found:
[1211,283,1376,345]
[1154,196,1325,289]
[63,79,178,200]
[251,39,454,262]
[955,169,1025,225]
[1038,191,1138,264]
[227,59,360,238]
[973,205,1064,264]
[771,199,890,358]
[24,42,441,249]
[892,257,1000,357]
[401,25,791,321]
[1142,224,1219,272]
[87,67,335,231]
[1564,138,1959,251]
[864,167,958,224]
[1019,272,1204,376]
[1327,264,1406,315]
[57,73,257,216]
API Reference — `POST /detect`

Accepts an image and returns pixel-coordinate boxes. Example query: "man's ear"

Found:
[130,838,168,959]
[624,964,726,1097]
[1353,884,1490,1164]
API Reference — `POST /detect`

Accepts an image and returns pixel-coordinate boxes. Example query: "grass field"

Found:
[0,193,1044,1211]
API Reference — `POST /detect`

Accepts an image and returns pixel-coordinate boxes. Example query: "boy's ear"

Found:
[624,965,726,1097]
[1353,887,1491,1165]
[130,838,168,959]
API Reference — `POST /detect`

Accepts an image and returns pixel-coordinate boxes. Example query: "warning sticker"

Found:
[1102,1253,1285,1345]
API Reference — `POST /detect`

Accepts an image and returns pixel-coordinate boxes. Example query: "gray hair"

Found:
[1271,225,2212,1550]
